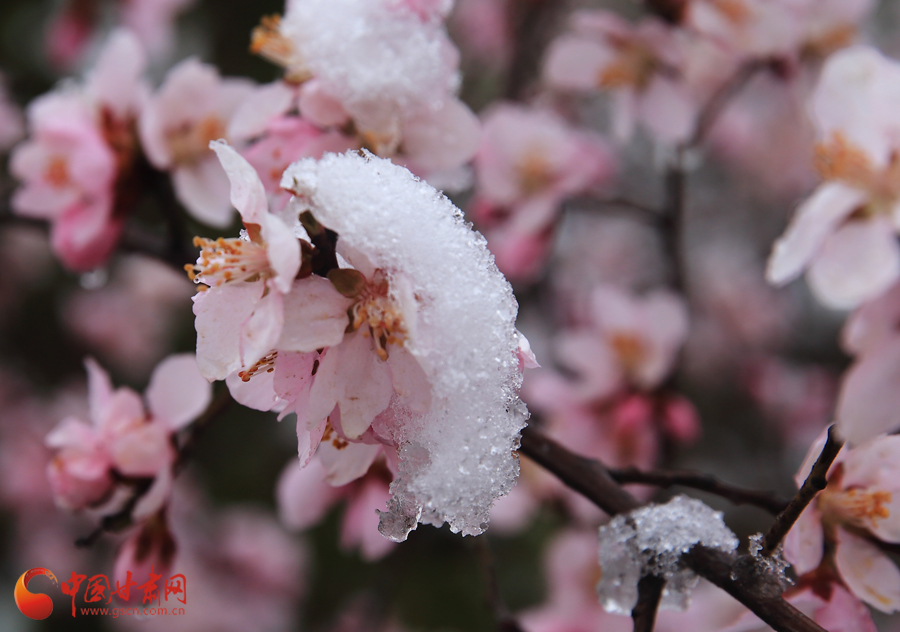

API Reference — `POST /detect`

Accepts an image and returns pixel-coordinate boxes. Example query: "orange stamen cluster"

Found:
[819,487,892,528]
[597,41,658,90]
[250,15,310,82]
[44,156,70,188]
[238,351,278,382]
[609,332,646,375]
[350,270,407,361]
[815,132,900,206]
[517,151,556,196]
[185,236,270,288]
[712,0,752,26]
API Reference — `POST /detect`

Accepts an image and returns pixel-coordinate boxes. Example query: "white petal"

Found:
[783,504,825,575]
[766,183,867,286]
[193,283,263,381]
[335,332,394,439]
[837,337,900,444]
[84,357,114,426]
[318,438,381,487]
[172,158,234,228]
[240,290,284,370]
[277,276,352,353]
[227,81,296,141]
[132,467,173,522]
[145,354,212,431]
[808,217,900,309]
[209,140,268,225]
[226,370,282,412]
[276,458,340,530]
[261,213,301,294]
[835,527,900,613]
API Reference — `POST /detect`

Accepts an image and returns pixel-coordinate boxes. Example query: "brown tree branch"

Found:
[608,466,790,515]
[518,424,827,632]
[632,575,666,632]
[504,0,568,101]
[763,425,842,555]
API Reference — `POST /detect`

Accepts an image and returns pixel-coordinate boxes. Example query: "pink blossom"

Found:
[555,284,689,400]
[120,0,198,57]
[277,455,396,561]
[767,46,900,309]
[45,355,210,515]
[140,60,255,226]
[448,0,512,66]
[543,11,698,143]
[784,430,900,612]
[11,29,147,271]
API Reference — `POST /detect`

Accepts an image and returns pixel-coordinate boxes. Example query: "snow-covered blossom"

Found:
[140,59,255,226]
[277,455,396,561]
[248,0,479,177]
[784,431,900,612]
[190,147,529,540]
[767,46,900,309]
[543,11,698,143]
[470,103,614,279]
[11,29,148,271]
[45,355,210,518]
[555,284,689,400]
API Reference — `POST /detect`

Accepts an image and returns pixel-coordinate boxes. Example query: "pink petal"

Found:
[261,213,301,294]
[172,157,234,228]
[835,527,900,613]
[814,583,878,632]
[783,504,825,575]
[318,438,382,486]
[209,140,269,225]
[110,421,173,477]
[766,183,868,287]
[85,29,147,120]
[639,75,696,144]
[131,466,173,521]
[297,79,350,128]
[240,289,284,371]
[340,479,395,561]
[402,98,480,173]
[334,332,394,439]
[145,353,212,431]
[542,36,610,91]
[387,346,432,414]
[273,351,317,404]
[193,283,264,381]
[276,458,341,530]
[227,81,296,142]
[226,369,283,412]
[808,217,900,309]
[297,416,328,467]
[84,356,114,425]
[836,337,900,444]
[277,276,352,353]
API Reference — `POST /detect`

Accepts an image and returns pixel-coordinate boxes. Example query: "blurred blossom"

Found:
[784,431,900,613]
[62,255,194,381]
[10,29,148,271]
[471,102,614,280]
[114,489,306,632]
[543,11,698,144]
[277,456,396,561]
[249,0,479,180]
[553,284,689,400]
[140,59,255,227]
[45,355,210,518]
[744,357,834,451]
[767,46,900,309]
[449,0,511,67]
[45,0,198,69]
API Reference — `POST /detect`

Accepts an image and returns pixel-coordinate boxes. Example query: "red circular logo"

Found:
[14,568,58,620]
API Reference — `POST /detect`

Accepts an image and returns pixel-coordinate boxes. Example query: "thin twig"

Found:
[608,466,790,515]
[632,574,666,632]
[504,0,568,101]
[568,196,663,224]
[518,425,827,632]
[475,538,526,632]
[763,425,842,555]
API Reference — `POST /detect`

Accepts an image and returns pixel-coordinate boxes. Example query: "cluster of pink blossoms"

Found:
[188,141,531,539]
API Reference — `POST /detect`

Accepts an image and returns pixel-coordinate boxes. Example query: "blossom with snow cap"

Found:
[140,59,255,227]
[190,147,530,540]
[45,355,211,520]
[784,430,900,613]
[247,0,479,178]
[10,29,148,271]
[767,46,900,309]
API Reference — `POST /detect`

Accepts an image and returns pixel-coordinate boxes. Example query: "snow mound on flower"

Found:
[282,150,527,539]
[597,495,738,614]
[282,0,458,125]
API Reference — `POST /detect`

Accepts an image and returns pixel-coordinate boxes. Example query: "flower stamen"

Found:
[186,235,271,288]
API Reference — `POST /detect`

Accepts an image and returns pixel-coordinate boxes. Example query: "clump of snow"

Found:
[281,0,460,131]
[596,495,738,614]
[748,532,793,589]
[281,150,528,540]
